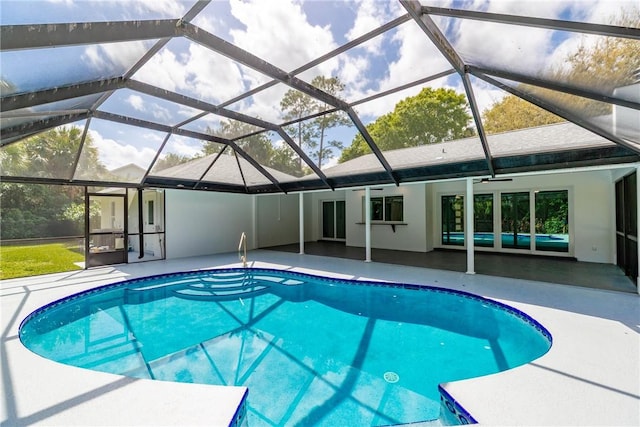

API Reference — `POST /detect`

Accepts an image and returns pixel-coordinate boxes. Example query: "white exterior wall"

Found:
[255,194,300,247]
[162,167,626,264]
[611,167,636,183]
[165,190,254,259]
[572,171,614,263]
[346,184,428,252]
[96,197,125,230]
[305,190,347,242]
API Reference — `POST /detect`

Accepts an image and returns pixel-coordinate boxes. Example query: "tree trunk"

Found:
[318,125,325,168]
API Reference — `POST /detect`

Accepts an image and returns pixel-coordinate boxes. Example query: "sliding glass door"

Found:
[474,194,494,247]
[501,192,530,250]
[441,189,570,254]
[442,195,464,246]
[322,200,345,240]
[535,190,569,252]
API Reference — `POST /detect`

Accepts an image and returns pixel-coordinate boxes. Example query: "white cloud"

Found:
[452,19,554,72]
[83,41,149,74]
[177,105,203,118]
[339,55,371,98]
[191,13,217,34]
[228,0,337,71]
[127,94,144,111]
[89,130,159,171]
[349,21,452,118]
[133,40,270,105]
[132,0,186,18]
[227,84,290,123]
[186,43,248,103]
[133,48,187,93]
[345,0,389,54]
[151,105,172,123]
[164,135,202,158]
[466,79,507,115]
[385,22,450,86]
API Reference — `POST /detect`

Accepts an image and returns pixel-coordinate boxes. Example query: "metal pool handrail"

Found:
[238,232,247,267]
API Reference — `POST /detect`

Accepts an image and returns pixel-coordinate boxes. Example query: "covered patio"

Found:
[266,241,637,293]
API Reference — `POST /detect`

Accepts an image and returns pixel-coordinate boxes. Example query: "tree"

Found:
[0,126,106,239]
[0,143,27,176]
[269,144,305,176]
[482,8,640,133]
[557,8,640,100]
[280,87,317,169]
[281,76,352,168]
[201,119,304,177]
[153,152,194,171]
[203,121,272,163]
[340,87,474,162]
[1,126,104,179]
[482,96,564,134]
[307,76,352,168]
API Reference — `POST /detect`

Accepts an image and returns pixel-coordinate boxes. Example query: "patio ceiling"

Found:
[1,0,639,194]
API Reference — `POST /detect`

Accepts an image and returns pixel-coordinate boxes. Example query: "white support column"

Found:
[299,192,305,255]
[251,195,257,250]
[465,177,475,274]
[636,166,640,295]
[365,186,372,262]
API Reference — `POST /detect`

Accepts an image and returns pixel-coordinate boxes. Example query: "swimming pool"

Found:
[20,268,552,426]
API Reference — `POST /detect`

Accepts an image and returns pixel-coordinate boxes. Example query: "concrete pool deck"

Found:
[1,250,639,426]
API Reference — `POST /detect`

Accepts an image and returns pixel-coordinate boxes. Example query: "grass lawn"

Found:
[0,243,84,280]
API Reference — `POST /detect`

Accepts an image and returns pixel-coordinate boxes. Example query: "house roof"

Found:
[291,120,633,190]
[1,1,638,194]
[148,152,299,192]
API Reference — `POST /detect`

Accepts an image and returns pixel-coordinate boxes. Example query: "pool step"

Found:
[125,272,269,303]
[174,280,269,301]
[172,272,281,301]
[125,270,301,304]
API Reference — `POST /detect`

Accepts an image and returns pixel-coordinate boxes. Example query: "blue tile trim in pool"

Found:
[229,388,249,427]
[19,267,553,426]
[439,385,478,425]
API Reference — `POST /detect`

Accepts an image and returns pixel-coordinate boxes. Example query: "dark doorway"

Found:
[322,200,346,240]
[615,172,637,285]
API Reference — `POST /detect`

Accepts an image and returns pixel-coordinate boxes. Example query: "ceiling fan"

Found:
[473,177,513,184]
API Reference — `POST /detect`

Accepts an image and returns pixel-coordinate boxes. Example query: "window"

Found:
[442,189,570,253]
[371,197,383,221]
[474,194,494,247]
[148,200,155,225]
[110,201,117,228]
[535,190,568,252]
[442,195,464,246]
[501,192,530,249]
[364,196,403,222]
[385,196,403,221]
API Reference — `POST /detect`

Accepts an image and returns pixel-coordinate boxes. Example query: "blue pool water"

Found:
[20,268,551,426]
[443,232,569,251]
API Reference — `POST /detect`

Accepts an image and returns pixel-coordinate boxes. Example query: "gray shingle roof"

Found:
[318,121,616,178]
[150,153,298,186]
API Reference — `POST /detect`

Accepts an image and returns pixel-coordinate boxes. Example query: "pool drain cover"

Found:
[383,371,399,383]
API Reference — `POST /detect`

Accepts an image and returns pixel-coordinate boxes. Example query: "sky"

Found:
[1,0,637,173]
